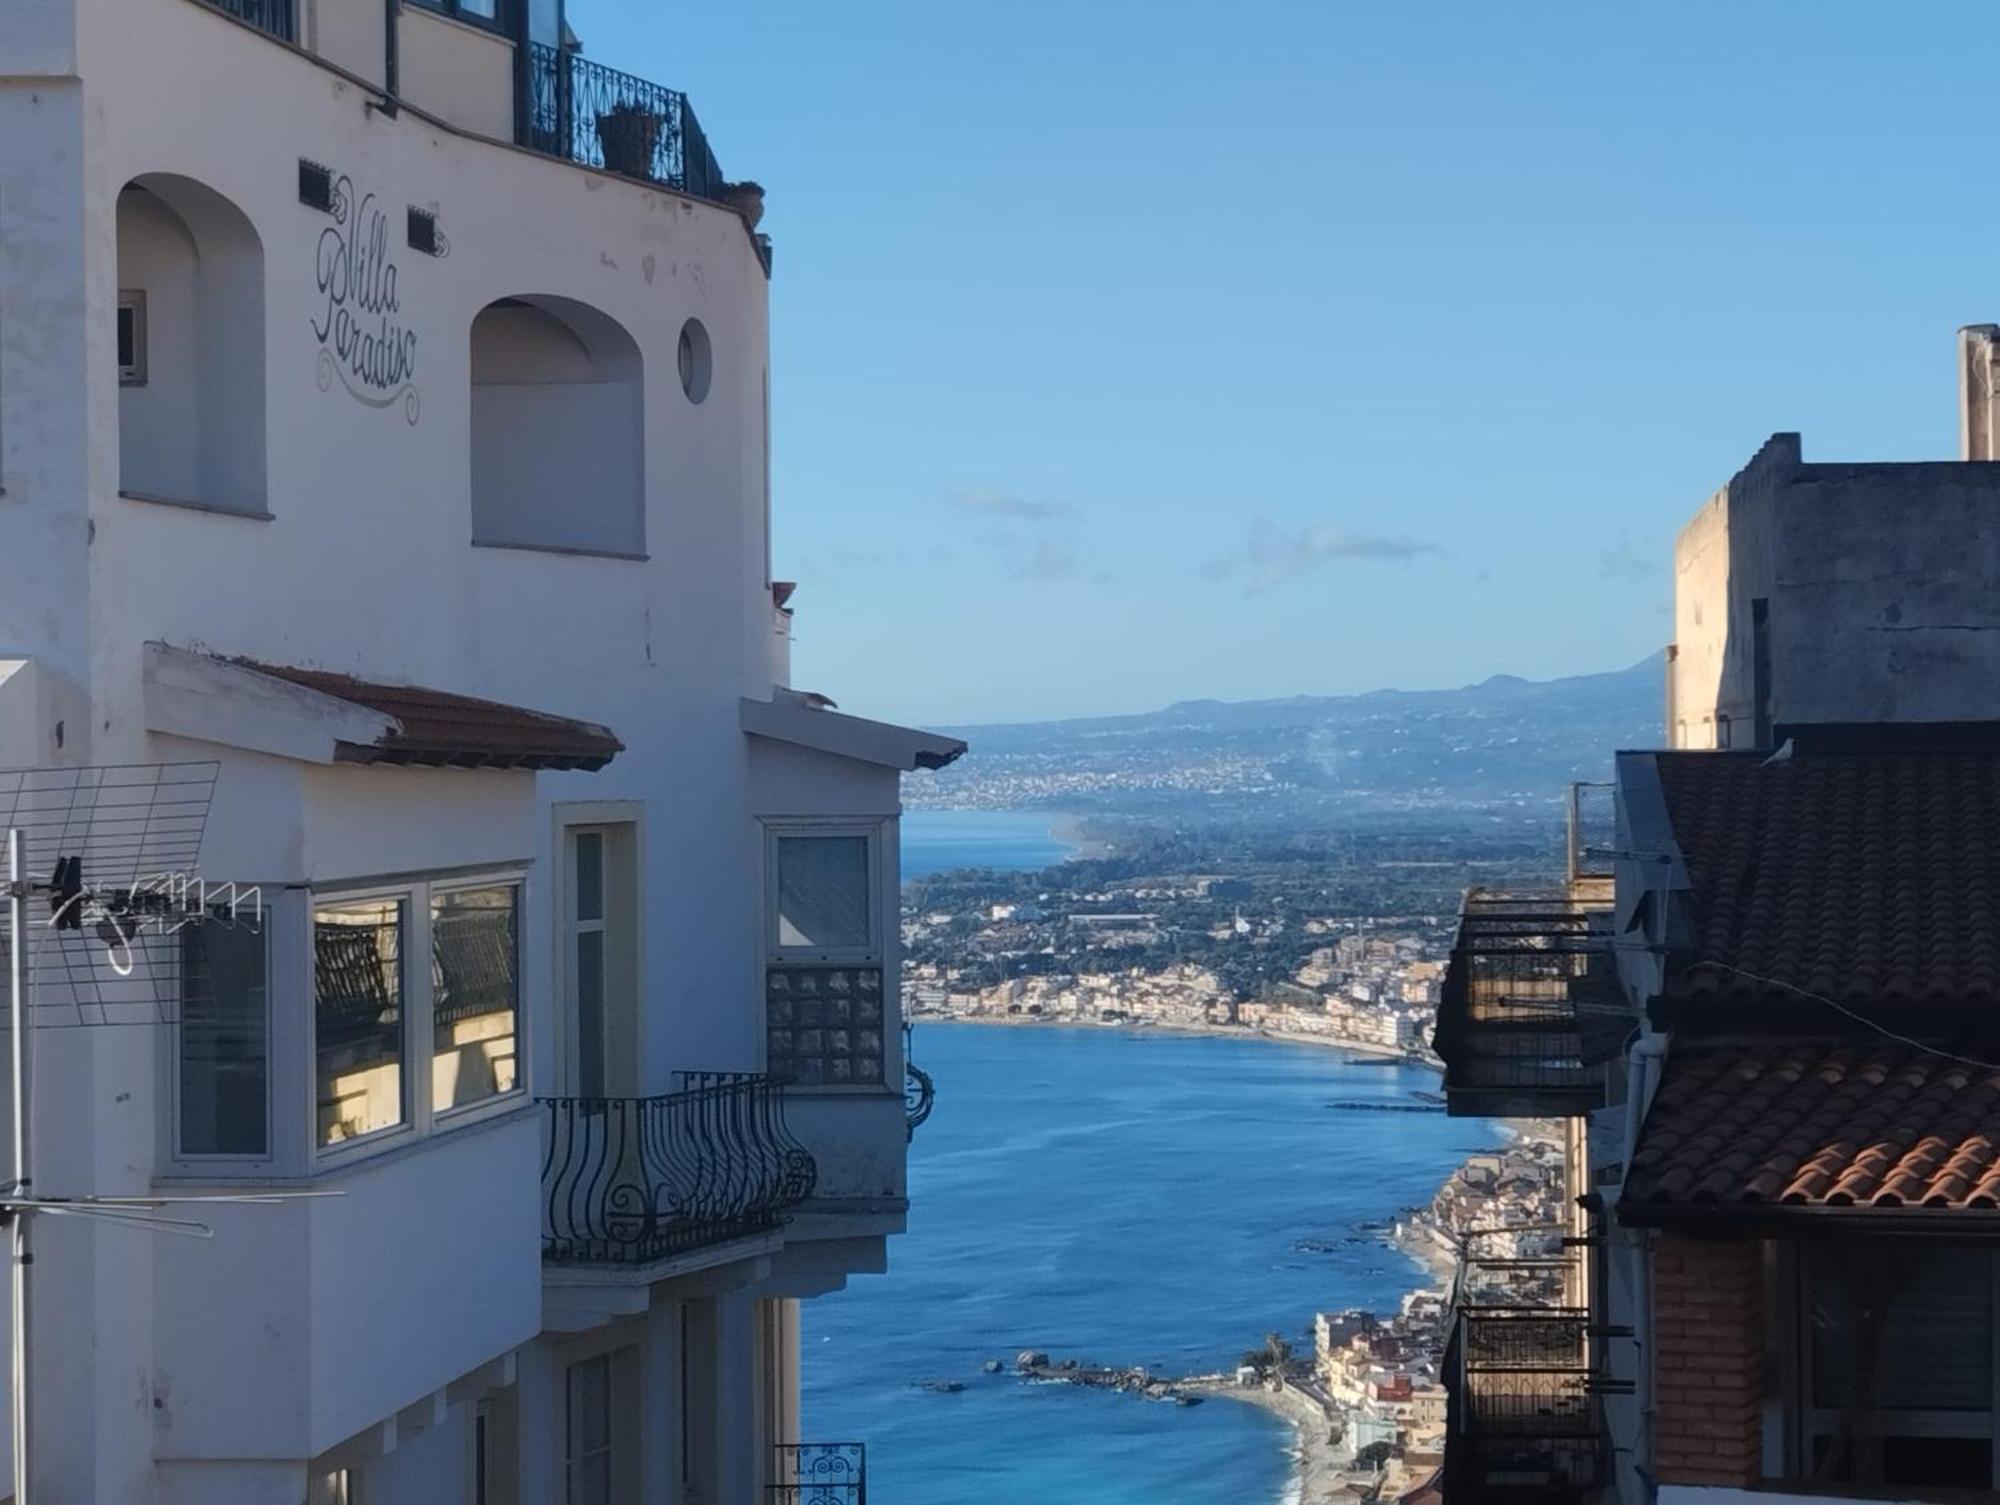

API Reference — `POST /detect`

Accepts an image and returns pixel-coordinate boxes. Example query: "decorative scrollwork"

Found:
[541,1075,817,1264]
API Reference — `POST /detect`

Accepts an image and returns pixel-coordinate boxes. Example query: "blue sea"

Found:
[901,808,1079,879]
[802,1026,1492,1503]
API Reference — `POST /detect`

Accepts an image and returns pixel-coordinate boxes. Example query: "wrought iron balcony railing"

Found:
[541,1073,815,1264]
[196,0,295,41]
[518,42,726,201]
[771,1443,865,1504]
[1432,888,1629,1118]
[903,1023,935,1142]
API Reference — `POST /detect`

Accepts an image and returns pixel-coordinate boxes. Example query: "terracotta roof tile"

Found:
[239,660,623,772]
[1655,750,2000,1017]
[1625,1041,2000,1216]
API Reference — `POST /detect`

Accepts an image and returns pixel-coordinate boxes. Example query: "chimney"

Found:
[1960,325,2000,459]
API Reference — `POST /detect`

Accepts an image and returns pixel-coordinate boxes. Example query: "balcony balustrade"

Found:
[540,1072,815,1265]
[518,42,726,201]
[770,1443,866,1504]
[1432,888,1629,1118]
[1444,1279,1629,1502]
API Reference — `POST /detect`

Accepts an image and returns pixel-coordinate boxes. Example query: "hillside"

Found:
[908,656,1665,821]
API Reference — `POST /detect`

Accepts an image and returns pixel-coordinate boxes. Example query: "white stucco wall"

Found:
[0,1,915,1494]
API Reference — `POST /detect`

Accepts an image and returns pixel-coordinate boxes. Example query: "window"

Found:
[561,820,637,1099]
[774,835,871,953]
[314,898,407,1147]
[178,919,268,1156]
[677,318,711,404]
[766,827,886,1086]
[570,831,607,1099]
[431,882,520,1113]
[117,290,148,386]
[1797,1242,1999,1489]
[409,0,504,28]
[565,1348,637,1505]
[313,871,528,1158]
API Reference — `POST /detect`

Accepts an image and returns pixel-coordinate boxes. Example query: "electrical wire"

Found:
[1687,959,2000,1073]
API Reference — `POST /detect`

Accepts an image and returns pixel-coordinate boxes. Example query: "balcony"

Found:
[1432,888,1629,1118]
[517,43,726,201]
[540,1073,816,1266]
[771,1443,866,1504]
[1444,1306,1608,1503]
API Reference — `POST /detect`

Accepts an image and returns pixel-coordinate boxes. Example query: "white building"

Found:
[0,1,962,1500]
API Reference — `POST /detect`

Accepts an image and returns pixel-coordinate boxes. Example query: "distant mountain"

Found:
[912,656,1665,820]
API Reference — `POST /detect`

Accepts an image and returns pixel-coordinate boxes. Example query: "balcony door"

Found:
[560,818,639,1098]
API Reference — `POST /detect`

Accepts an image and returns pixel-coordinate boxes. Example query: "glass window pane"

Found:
[432,884,520,1113]
[575,928,605,1099]
[461,0,498,17]
[574,832,604,924]
[315,899,405,1146]
[776,836,870,950]
[179,921,269,1156]
[1810,1244,1994,1412]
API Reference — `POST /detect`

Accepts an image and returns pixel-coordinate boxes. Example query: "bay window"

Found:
[764,825,886,1087]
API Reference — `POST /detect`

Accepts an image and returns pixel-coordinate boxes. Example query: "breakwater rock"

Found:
[1015,1353,1210,1406]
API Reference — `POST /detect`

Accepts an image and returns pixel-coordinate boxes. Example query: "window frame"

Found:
[171,912,275,1163]
[429,873,526,1125]
[117,289,148,387]
[764,821,884,967]
[311,866,530,1170]
[761,818,894,1091]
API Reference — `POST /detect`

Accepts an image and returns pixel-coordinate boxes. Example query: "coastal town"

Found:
[903,854,1570,1504]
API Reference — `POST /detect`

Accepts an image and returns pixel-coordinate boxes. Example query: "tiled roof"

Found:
[239,660,623,772]
[1654,749,2000,1015]
[1624,1041,2000,1215]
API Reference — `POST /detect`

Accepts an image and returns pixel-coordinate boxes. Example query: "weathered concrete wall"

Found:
[1672,433,2000,745]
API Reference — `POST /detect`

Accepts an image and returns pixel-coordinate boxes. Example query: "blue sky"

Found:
[574,2,1991,726]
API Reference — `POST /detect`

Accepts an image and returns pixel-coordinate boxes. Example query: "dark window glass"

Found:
[179,921,268,1155]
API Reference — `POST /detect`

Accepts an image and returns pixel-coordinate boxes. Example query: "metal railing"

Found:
[541,1073,815,1264]
[196,0,295,41]
[1565,780,1616,887]
[904,1023,935,1142]
[770,1443,866,1504]
[518,42,726,200]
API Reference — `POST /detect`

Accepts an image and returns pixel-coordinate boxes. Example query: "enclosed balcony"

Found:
[1443,1305,1610,1504]
[540,1073,815,1266]
[1432,887,1628,1118]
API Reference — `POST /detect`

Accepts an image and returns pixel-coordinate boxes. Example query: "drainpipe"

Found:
[381,0,401,116]
[1621,1032,1667,1504]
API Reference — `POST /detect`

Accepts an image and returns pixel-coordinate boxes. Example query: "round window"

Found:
[677,318,712,404]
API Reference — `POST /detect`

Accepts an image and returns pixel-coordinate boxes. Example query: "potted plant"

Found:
[722,180,766,230]
[596,101,664,179]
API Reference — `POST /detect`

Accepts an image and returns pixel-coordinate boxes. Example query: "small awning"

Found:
[144,643,622,772]
[741,691,965,772]
[1622,1039,2000,1225]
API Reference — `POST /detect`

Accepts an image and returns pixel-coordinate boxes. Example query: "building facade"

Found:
[0,1,960,1500]
[1436,345,2000,1503]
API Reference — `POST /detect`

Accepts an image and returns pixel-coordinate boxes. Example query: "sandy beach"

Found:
[1195,1379,1348,1504]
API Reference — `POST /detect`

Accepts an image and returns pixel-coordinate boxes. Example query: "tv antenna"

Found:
[0,763,328,1504]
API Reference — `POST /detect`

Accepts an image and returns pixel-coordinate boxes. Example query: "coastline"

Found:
[1194,1380,1343,1505]
[910,1012,1436,1067]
